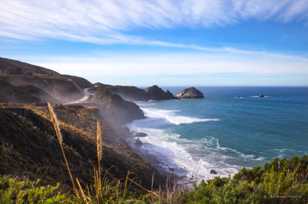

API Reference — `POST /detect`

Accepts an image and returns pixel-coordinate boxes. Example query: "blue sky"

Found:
[1,0,308,86]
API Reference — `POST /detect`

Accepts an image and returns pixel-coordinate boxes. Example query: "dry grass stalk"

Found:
[123,171,130,198]
[47,103,77,194]
[95,120,103,200]
[47,103,63,145]
[76,178,90,204]
[127,176,159,198]
[96,120,103,168]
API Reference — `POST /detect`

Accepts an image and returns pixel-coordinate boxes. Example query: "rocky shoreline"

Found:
[0,57,205,188]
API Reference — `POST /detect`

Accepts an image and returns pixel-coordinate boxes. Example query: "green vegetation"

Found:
[0,175,181,204]
[1,156,307,203]
[1,104,307,203]
[184,156,308,204]
[0,176,73,204]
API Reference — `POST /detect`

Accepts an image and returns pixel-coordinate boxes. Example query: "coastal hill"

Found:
[0,57,60,76]
[0,57,170,189]
[0,57,204,190]
[0,80,58,103]
[92,83,176,101]
[0,104,165,188]
[0,57,84,103]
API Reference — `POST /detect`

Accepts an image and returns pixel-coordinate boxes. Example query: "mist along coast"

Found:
[1,57,308,203]
[0,57,207,186]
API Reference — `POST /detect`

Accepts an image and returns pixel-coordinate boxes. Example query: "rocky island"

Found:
[176,87,205,99]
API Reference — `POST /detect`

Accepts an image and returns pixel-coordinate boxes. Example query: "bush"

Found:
[0,176,74,204]
[184,156,308,204]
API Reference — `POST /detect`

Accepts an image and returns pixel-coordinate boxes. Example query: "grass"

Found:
[48,103,77,194]
[47,103,182,203]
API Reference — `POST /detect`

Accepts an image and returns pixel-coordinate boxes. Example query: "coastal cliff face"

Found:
[0,57,165,189]
[0,57,204,191]
[92,83,175,101]
[93,83,149,101]
[90,85,145,124]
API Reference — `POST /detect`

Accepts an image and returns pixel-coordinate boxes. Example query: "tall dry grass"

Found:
[95,120,103,201]
[47,103,77,194]
[47,103,183,203]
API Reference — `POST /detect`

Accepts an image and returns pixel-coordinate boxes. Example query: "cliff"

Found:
[0,57,165,190]
[93,83,175,101]
[0,104,165,188]
[89,85,145,124]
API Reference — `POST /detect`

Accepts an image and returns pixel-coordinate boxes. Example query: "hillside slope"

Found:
[0,105,165,189]
[0,58,88,103]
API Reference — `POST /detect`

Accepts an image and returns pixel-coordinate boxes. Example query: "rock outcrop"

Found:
[176,87,204,99]
[145,85,175,100]
[90,86,145,124]
[92,83,175,101]
[93,83,149,101]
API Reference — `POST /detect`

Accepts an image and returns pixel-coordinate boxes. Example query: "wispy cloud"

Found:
[27,51,308,86]
[1,0,308,48]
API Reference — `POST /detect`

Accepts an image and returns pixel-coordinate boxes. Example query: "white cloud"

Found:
[1,0,308,47]
[1,0,307,86]
[28,51,308,86]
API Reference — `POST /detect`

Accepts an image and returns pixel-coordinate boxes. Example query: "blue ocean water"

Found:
[129,87,308,181]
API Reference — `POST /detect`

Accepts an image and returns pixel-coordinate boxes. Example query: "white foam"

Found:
[129,126,243,182]
[141,107,220,125]
[127,103,263,184]
[251,95,270,98]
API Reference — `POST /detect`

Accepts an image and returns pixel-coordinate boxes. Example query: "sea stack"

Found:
[176,87,204,99]
[145,85,175,100]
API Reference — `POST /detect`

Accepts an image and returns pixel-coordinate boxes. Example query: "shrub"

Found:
[0,176,73,204]
[184,156,308,204]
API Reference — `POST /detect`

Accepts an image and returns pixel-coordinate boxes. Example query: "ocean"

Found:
[128,87,308,182]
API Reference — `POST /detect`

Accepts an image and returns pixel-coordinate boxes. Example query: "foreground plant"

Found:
[184,156,308,204]
[0,176,73,204]
[13,103,306,204]
[47,103,158,203]
[48,103,77,194]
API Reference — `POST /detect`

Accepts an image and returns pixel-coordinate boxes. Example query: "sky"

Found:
[1,0,308,86]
